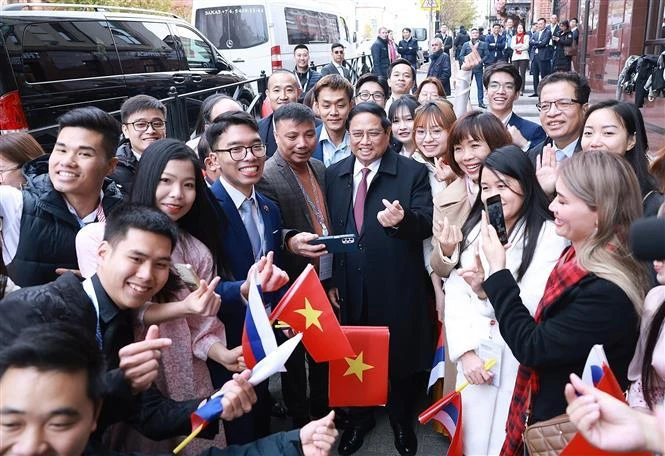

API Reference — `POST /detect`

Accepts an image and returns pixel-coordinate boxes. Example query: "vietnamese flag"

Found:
[328,326,389,407]
[270,264,354,362]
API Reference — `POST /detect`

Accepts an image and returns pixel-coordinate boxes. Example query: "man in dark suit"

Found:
[460,28,491,108]
[0,204,232,450]
[527,72,590,182]
[484,23,506,66]
[312,75,353,166]
[258,70,301,158]
[207,111,289,442]
[325,102,434,455]
[257,103,331,429]
[319,43,353,82]
[294,44,321,102]
[370,28,390,78]
[529,17,553,96]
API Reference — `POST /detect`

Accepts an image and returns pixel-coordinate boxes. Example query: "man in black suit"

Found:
[325,103,434,455]
[529,17,553,96]
[258,70,301,157]
[319,43,353,82]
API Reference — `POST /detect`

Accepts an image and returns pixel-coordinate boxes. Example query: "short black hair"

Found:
[57,107,121,161]
[331,43,344,51]
[402,27,412,33]
[273,103,316,129]
[483,62,523,91]
[294,44,309,53]
[103,202,178,252]
[537,17,546,22]
[538,71,591,104]
[206,111,259,149]
[193,93,241,136]
[388,58,416,81]
[347,102,391,131]
[120,94,166,123]
[355,73,389,98]
[0,322,104,403]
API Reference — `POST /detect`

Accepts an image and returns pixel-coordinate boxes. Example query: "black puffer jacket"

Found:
[6,156,123,287]
[110,141,138,195]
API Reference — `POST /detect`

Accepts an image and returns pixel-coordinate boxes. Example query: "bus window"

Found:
[284,7,340,45]
[194,5,268,50]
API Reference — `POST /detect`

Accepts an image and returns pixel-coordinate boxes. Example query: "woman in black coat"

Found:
[552,20,574,71]
[476,151,651,456]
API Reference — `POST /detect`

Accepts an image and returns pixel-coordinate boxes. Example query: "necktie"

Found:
[555,149,566,162]
[354,168,370,233]
[240,198,262,260]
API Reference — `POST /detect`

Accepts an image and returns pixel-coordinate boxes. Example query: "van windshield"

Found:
[195,5,268,50]
[285,7,340,44]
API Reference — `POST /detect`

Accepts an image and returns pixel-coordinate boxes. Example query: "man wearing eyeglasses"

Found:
[207,110,284,443]
[112,94,167,194]
[320,43,353,82]
[354,73,389,109]
[527,72,590,169]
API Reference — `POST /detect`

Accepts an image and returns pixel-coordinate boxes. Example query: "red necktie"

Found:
[354,168,370,233]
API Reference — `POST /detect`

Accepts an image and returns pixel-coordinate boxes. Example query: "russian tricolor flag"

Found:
[241,273,278,369]
[581,344,624,400]
[419,391,463,456]
[427,324,445,392]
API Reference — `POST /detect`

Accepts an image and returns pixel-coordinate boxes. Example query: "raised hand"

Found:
[458,246,487,299]
[535,144,559,196]
[435,216,463,258]
[461,42,482,71]
[182,276,222,316]
[479,210,507,274]
[118,325,172,394]
[434,156,455,184]
[300,410,339,456]
[377,199,405,228]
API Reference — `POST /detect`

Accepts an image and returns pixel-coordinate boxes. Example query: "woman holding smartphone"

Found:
[444,145,567,455]
[479,151,650,456]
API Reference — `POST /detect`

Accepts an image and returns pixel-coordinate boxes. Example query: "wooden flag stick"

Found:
[173,423,204,454]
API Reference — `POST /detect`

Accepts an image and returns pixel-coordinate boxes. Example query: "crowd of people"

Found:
[0,16,665,456]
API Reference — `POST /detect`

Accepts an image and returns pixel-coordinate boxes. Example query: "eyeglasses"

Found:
[350,130,385,141]
[212,144,266,161]
[415,128,445,139]
[356,91,385,102]
[333,50,344,55]
[124,120,167,131]
[536,98,580,112]
[488,81,516,92]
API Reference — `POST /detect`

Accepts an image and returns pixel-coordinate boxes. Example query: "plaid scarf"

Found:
[501,246,589,456]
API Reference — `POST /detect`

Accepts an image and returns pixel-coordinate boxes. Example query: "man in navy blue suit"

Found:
[484,23,506,66]
[206,111,289,444]
[529,17,553,96]
[312,74,353,167]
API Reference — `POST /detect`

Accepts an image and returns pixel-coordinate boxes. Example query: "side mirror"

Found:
[413,28,428,41]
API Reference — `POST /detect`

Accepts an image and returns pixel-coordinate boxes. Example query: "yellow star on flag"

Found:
[293,298,323,331]
[343,351,374,382]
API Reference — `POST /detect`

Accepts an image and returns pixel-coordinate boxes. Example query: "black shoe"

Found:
[338,428,368,455]
[392,422,418,455]
[478,103,488,109]
[529,93,539,97]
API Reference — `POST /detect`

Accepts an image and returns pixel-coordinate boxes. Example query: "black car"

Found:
[0,3,257,148]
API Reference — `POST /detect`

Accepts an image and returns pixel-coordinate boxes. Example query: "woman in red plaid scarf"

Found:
[445,145,567,455]
[479,151,651,456]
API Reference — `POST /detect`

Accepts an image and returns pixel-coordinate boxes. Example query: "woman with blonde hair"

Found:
[480,151,650,456]
[0,132,44,188]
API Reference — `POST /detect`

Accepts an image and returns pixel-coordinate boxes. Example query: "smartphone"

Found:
[307,234,358,253]
[173,263,201,292]
[485,195,509,245]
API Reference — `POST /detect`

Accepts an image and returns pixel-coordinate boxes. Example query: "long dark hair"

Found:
[130,138,230,280]
[461,145,553,281]
[642,299,665,409]
[583,100,657,197]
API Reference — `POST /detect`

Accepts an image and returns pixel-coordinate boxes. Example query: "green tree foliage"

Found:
[438,0,477,29]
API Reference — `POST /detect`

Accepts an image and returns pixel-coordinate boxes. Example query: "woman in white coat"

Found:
[444,145,567,455]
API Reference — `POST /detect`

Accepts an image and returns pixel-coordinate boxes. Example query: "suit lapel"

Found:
[211,180,255,261]
[275,153,313,231]
[255,192,274,254]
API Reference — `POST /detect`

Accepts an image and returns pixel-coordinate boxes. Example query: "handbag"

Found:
[523,413,577,456]
[564,43,577,57]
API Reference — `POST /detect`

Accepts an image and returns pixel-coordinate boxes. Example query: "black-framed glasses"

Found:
[213,144,266,161]
[333,50,345,55]
[356,91,385,102]
[536,98,580,112]
[124,120,167,131]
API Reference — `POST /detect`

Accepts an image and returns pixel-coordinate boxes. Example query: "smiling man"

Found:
[0,107,123,287]
[385,58,416,113]
[258,69,302,158]
[312,74,354,167]
[111,95,167,194]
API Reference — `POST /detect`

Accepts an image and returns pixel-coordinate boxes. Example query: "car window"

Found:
[109,21,181,73]
[174,25,215,70]
[21,21,122,82]
[194,5,268,50]
[284,7,340,45]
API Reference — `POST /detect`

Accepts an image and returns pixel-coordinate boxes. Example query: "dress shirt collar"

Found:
[90,274,119,325]
[353,156,382,177]
[553,138,579,160]
[219,175,257,210]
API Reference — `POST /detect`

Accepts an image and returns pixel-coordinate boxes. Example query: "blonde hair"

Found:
[560,151,650,312]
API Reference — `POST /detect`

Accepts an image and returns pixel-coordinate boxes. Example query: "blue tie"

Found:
[240,198,262,260]
[555,149,566,162]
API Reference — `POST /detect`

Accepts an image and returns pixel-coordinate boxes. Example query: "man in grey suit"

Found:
[256,102,331,428]
[319,43,353,82]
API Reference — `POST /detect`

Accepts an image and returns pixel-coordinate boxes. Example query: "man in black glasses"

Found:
[112,94,167,193]
[320,43,353,82]
[206,110,285,444]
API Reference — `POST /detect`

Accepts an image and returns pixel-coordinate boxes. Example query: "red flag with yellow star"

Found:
[328,326,389,407]
[270,264,354,362]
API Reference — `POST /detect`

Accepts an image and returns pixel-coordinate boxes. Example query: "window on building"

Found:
[646,0,665,54]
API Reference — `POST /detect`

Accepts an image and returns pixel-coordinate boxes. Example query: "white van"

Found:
[192,0,357,78]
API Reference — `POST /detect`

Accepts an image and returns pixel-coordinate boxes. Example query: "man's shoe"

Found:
[478,103,488,109]
[392,422,418,455]
[338,428,367,455]
[529,93,539,97]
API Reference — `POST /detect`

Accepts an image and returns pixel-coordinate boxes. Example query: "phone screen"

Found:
[486,195,509,245]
